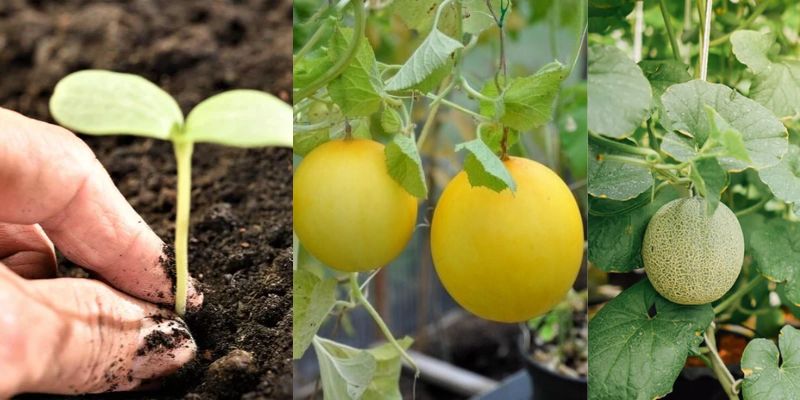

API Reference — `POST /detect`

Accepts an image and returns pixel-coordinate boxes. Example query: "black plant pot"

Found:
[519,337,587,400]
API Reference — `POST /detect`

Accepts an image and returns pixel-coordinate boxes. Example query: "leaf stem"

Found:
[713,275,764,315]
[735,196,771,217]
[173,139,193,316]
[425,94,490,121]
[704,324,739,400]
[460,76,498,103]
[349,273,420,375]
[659,0,681,60]
[294,0,366,102]
[589,131,661,159]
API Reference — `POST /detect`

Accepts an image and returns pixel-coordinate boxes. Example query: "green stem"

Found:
[709,0,771,46]
[735,196,771,217]
[589,131,661,159]
[173,139,194,316]
[349,273,419,375]
[426,95,490,121]
[704,325,739,400]
[659,0,681,60]
[713,275,764,315]
[460,76,498,103]
[294,0,366,102]
[293,19,332,63]
[418,79,454,149]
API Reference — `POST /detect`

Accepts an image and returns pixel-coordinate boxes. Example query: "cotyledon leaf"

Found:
[50,69,183,139]
[184,89,293,148]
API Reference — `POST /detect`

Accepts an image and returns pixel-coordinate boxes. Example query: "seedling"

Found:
[50,70,292,315]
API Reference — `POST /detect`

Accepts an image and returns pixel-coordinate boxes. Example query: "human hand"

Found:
[0,108,203,397]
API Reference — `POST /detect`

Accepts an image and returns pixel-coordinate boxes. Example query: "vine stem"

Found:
[704,324,739,400]
[293,19,331,63]
[698,0,712,80]
[349,273,420,376]
[713,275,764,314]
[294,0,365,102]
[173,139,193,316]
[659,0,681,60]
[486,0,510,158]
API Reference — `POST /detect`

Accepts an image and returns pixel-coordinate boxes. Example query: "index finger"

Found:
[0,108,201,309]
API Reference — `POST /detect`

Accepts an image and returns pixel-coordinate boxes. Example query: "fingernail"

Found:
[132,316,196,380]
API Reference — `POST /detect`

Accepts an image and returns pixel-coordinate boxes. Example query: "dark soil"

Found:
[0,0,292,399]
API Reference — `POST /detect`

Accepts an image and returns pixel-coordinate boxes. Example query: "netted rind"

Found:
[642,197,744,305]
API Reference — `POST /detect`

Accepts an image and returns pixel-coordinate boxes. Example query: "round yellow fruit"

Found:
[431,156,584,323]
[643,197,743,305]
[294,139,417,272]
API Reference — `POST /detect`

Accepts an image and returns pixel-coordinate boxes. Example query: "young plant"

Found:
[50,70,292,316]
[588,1,800,399]
[294,0,587,396]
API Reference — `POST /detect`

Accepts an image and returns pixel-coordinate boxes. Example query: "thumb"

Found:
[0,264,196,397]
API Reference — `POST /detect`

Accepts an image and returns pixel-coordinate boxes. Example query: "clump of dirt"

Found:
[0,0,292,399]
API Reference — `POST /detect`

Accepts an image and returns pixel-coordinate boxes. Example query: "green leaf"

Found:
[455,139,516,192]
[731,30,800,119]
[689,158,728,215]
[389,0,441,33]
[588,45,652,138]
[705,106,751,163]
[362,338,414,400]
[385,134,428,199]
[638,60,691,115]
[313,337,376,399]
[478,123,519,154]
[327,27,384,118]
[588,187,679,272]
[385,28,463,91]
[380,107,402,135]
[294,130,330,157]
[741,325,800,400]
[759,144,800,207]
[313,336,412,400]
[588,137,654,201]
[184,90,292,147]
[479,61,569,131]
[50,69,182,140]
[588,279,714,400]
[292,270,337,359]
[660,106,751,165]
[559,84,588,179]
[731,30,773,74]
[750,218,800,305]
[294,51,334,91]
[661,80,788,171]
[462,0,508,35]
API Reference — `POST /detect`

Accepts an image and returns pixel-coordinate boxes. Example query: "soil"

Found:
[0,0,292,399]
